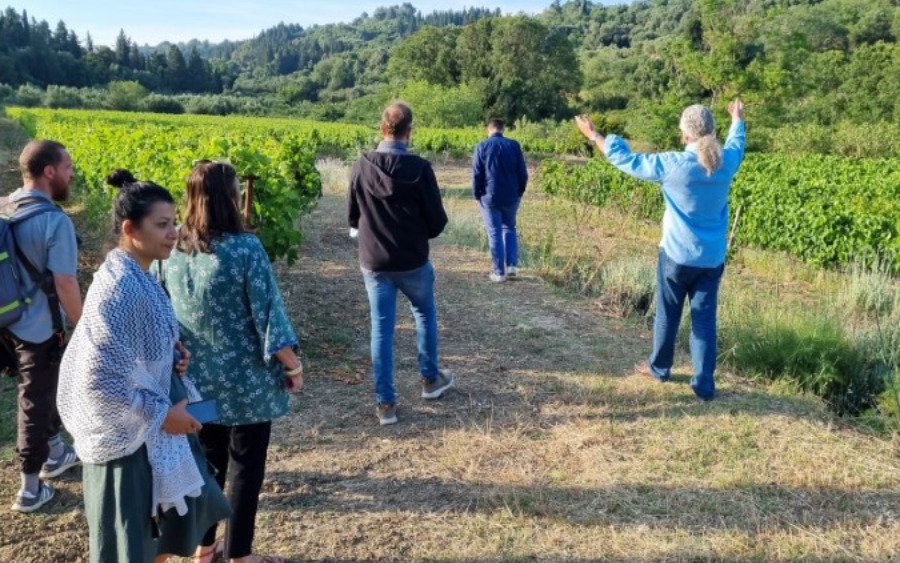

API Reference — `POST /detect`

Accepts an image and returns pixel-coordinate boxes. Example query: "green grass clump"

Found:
[719,308,883,416]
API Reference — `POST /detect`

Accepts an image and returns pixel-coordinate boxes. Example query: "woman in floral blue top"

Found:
[164,160,303,563]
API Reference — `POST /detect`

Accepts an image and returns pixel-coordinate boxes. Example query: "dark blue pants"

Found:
[649,249,724,400]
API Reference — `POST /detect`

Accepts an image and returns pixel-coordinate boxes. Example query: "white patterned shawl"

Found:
[58,249,204,516]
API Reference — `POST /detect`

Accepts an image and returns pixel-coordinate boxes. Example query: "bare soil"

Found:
[0,159,897,562]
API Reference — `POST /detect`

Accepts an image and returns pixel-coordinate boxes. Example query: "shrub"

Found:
[183,95,237,116]
[0,83,14,104]
[106,81,149,111]
[14,84,43,107]
[43,85,84,109]
[142,94,185,114]
[838,261,899,318]
[770,123,834,155]
[833,121,900,158]
[395,80,483,128]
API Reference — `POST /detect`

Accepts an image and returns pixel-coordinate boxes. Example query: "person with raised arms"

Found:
[576,100,746,401]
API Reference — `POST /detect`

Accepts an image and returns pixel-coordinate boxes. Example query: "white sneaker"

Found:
[506,266,517,277]
[489,273,507,283]
[39,445,80,479]
[11,482,55,513]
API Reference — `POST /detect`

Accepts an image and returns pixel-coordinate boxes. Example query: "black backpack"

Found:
[0,195,65,376]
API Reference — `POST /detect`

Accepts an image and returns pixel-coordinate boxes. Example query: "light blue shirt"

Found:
[7,188,78,343]
[602,120,746,268]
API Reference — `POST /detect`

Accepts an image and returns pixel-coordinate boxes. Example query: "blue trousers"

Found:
[649,249,724,400]
[478,199,520,275]
[362,262,440,405]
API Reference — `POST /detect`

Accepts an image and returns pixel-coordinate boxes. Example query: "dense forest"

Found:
[0,1,897,151]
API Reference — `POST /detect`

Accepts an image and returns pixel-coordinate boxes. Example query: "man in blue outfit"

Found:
[2,140,83,512]
[348,102,454,425]
[472,119,528,282]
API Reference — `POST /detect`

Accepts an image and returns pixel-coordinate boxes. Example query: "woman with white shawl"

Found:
[58,171,230,563]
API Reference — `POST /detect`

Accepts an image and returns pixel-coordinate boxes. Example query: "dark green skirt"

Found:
[82,375,232,562]
[83,445,156,563]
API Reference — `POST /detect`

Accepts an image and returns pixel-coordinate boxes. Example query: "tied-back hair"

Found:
[177,160,244,254]
[679,105,722,176]
[105,168,174,236]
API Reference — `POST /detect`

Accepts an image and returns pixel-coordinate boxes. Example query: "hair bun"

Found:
[106,168,137,189]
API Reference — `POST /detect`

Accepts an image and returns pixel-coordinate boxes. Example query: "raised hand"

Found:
[728,99,744,120]
[575,115,597,140]
[575,115,605,147]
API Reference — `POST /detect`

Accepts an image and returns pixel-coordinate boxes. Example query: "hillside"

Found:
[0,0,896,144]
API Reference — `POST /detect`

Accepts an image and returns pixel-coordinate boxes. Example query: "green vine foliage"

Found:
[9,108,323,264]
[8,107,588,159]
[537,153,900,272]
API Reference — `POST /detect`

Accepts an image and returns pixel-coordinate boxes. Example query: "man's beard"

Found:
[49,178,70,202]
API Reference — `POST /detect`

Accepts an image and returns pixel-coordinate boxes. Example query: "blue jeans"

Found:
[649,249,724,400]
[478,199,519,275]
[362,262,439,405]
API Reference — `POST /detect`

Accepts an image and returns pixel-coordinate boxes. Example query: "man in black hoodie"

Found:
[348,102,453,425]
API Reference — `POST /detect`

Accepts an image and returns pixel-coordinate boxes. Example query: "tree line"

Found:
[0,8,222,93]
[0,0,896,152]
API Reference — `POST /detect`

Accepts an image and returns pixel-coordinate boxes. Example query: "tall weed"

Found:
[837,261,898,318]
[598,257,656,317]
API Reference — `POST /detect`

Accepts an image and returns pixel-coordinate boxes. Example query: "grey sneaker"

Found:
[11,481,55,513]
[506,266,517,277]
[489,273,507,283]
[376,403,398,425]
[422,370,454,400]
[39,444,80,479]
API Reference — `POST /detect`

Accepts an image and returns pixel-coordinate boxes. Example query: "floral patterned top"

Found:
[163,233,298,426]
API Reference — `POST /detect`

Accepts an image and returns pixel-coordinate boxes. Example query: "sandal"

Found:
[193,540,224,563]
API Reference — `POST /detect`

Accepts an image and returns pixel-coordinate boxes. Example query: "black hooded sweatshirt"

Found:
[348,151,448,272]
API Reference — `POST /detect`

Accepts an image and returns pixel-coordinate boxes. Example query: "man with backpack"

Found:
[1,140,82,513]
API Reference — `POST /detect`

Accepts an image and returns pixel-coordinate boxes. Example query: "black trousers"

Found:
[199,421,272,559]
[6,332,64,474]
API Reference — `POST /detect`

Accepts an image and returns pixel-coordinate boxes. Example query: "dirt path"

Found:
[1,165,898,561]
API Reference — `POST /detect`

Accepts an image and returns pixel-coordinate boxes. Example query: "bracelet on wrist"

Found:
[285,364,304,377]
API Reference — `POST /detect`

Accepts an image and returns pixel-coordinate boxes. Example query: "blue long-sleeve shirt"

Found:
[472,133,528,207]
[603,120,746,268]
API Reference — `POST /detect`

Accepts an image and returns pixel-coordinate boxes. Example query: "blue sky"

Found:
[12,1,623,47]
